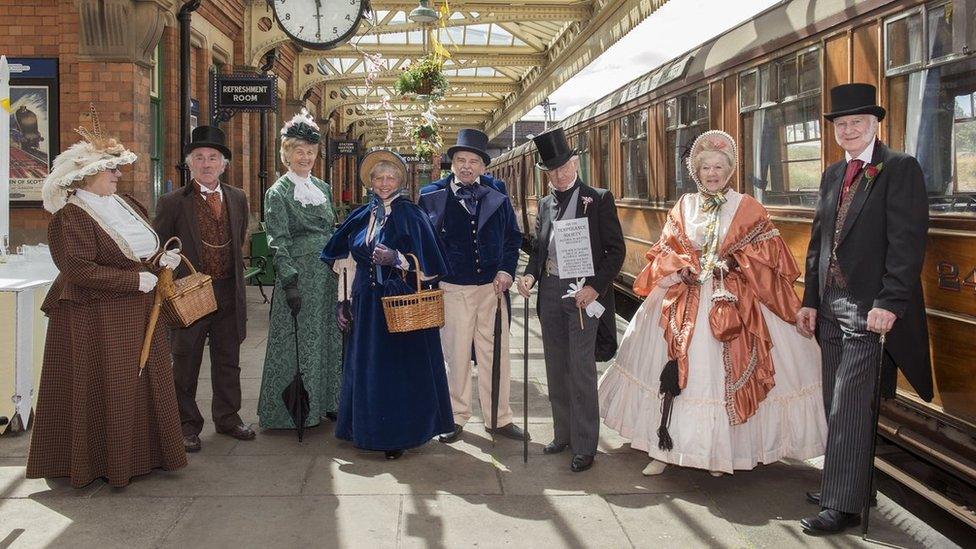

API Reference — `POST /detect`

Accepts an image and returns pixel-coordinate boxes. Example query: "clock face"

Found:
[272,0,365,50]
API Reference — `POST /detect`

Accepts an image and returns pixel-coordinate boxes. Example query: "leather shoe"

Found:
[385,449,404,460]
[543,441,568,455]
[218,424,256,441]
[800,509,861,534]
[437,424,463,443]
[183,434,201,453]
[571,454,594,472]
[485,422,530,441]
[806,491,877,507]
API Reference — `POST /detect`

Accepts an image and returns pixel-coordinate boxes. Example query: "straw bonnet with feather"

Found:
[42,104,137,213]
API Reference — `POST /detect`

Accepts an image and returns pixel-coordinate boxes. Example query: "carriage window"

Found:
[886,1,976,215]
[888,57,976,215]
[741,47,822,208]
[597,125,609,187]
[570,132,593,187]
[576,131,593,187]
[885,11,924,72]
[666,88,709,201]
[620,110,648,199]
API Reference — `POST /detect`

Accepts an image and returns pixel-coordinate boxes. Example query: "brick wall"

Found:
[1,0,310,245]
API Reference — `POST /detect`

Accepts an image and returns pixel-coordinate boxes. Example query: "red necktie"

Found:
[205,190,222,219]
[840,159,864,202]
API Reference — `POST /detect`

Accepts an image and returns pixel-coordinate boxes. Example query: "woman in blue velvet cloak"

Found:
[321,150,454,459]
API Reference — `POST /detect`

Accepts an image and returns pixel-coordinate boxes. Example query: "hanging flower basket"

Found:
[394,55,449,101]
[414,140,437,162]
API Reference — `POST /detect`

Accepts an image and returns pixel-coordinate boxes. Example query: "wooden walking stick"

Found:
[861,332,886,539]
[523,292,529,463]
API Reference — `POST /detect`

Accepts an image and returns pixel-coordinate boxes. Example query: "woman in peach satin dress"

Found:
[598,130,826,477]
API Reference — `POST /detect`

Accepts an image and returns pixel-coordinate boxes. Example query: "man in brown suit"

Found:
[154,126,255,452]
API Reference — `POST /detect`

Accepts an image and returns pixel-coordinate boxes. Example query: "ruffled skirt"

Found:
[598,283,827,473]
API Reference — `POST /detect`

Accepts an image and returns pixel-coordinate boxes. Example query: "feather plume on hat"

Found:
[41,104,137,213]
[280,108,321,144]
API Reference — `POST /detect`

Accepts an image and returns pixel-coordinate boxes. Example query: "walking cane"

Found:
[490,295,503,442]
[523,293,529,463]
[862,332,886,539]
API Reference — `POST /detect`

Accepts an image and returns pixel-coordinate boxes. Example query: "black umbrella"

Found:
[490,295,503,437]
[862,333,886,539]
[281,313,310,441]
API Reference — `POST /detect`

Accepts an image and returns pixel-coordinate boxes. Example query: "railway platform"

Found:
[0,264,962,549]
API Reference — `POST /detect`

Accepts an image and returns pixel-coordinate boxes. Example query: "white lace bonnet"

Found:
[41,104,137,213]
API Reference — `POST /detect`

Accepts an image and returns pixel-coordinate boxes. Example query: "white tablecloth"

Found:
[0,254,57,431]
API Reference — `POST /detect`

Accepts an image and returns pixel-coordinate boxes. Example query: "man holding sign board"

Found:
[517,128,625,472]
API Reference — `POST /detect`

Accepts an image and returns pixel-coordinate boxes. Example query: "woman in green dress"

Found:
[258,110,342,429]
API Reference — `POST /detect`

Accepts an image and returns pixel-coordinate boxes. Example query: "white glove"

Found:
[159,248,182,270]
[138,272,158,293]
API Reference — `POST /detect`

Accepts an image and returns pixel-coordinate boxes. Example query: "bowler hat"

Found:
[533,128,578,171]
[447,128,492,165]
[824,83,886,122]
[184,125,232,160]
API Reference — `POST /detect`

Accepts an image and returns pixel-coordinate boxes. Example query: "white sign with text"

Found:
[553,217,594,279]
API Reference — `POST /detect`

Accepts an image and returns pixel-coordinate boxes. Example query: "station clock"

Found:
[271,0,367,50]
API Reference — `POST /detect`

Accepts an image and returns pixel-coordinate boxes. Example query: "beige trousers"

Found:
[440,281,513,427]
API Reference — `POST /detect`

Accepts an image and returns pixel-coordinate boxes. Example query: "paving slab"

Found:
[96,455,312,497]
[159,495,400,548]
[0,432,30,458]
[605,493,748,549]
[497,452,701,496]
[398,494,633,549]
[0,497,190,548]
[0,458,104,499]
[303,451,502,496]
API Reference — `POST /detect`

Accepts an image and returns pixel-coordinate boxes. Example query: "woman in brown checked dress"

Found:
[26,108,186,488]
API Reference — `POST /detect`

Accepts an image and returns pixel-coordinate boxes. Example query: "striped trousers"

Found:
[817,285,882,514]
[538,273,600,456]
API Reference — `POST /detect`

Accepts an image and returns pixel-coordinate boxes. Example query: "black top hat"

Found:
[824,83,886,121]
[533,128,578,171]
[184,125,232,160]
[447,128,492,165]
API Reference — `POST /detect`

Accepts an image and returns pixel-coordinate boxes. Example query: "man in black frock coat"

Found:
[517,128,625,472]
[796,84,933,534]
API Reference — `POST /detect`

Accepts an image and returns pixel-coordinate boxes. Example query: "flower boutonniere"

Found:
[863,162,884,189]
[581,196,593,214]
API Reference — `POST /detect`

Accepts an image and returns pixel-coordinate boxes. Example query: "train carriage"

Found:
[489,0,976,526]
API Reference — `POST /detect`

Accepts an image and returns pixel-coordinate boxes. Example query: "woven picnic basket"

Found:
[158,237,217,328]
[381,253,444,333]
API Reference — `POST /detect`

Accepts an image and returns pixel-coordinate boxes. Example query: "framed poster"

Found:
[8,58,59,207]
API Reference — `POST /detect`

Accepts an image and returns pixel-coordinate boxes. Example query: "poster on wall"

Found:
[7,58,58,207]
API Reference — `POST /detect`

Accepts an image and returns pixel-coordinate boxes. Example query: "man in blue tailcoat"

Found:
[418,128,527,443]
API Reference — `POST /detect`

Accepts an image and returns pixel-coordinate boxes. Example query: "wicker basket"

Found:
[158,237,218,328]
[381,253,444,333]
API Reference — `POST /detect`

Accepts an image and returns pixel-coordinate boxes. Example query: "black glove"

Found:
[285,287,302,317]
[336,301,352,332]
[372,243,399,266]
